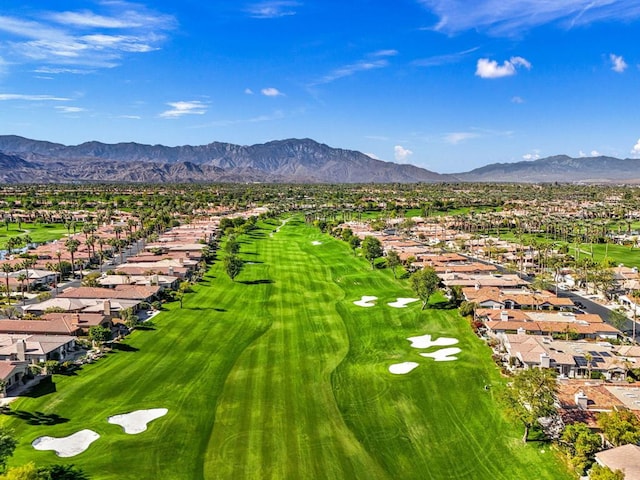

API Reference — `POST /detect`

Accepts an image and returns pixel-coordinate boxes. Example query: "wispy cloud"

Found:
[394,145,413,162]
[159,101,207,118]
[261,87,284,96]
[244,88,254,95]
[444,132,480,144]
[476,56,531,79]
[193,109,287,128]
[55,105,85,113]
[0,2,175,71]
[412,46,478,67]
[372,49,398,57]
[118,114,141,119]
[610,53,627,73]
[34,66,95,74]
[511,96,525,103]
[310,50,396,86]
[0,93,70,101]
[246,1,300,19]
[364,135,389,141]
[443,127,512,144]
[419,0,640,37]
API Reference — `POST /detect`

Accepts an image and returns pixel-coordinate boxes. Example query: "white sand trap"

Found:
[32,429,100,458]
[311,241,322,245]
[389,362,420,374]
[407,334,459,349]
[354,295,378,307]
[419,347,462,362]
[108,408,168,434]
[387,298,419,308]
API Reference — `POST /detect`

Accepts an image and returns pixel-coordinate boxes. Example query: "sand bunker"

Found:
[407,334,459,349]
[32,429,100,458]
[353,295,378,307]
[388,298,419,308]
[389,362,420,374]
[108,408,168,434]
[311,241,322,245]
[419,347,461,362]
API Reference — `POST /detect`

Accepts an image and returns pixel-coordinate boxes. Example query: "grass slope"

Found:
[2,217,571,479]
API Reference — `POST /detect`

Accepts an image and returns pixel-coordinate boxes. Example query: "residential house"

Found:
[595,444,640,480]
[503,334,627,380]
[0,334,76,364]
[0,360,29,394]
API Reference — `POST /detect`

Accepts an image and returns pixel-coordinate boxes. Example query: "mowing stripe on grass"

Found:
[2,217,572,480]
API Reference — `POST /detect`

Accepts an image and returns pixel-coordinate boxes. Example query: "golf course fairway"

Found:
[1,217,572,479]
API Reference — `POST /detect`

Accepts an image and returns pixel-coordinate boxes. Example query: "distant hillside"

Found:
[0,136,449,184]
[454,155,640,183]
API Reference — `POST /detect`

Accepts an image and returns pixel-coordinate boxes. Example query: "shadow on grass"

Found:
[427,300,457,310]
[238,279,274,285]
[23,377,57,398]
[111,342,139,353]
[1,407,69,426]
[135,325,156,331]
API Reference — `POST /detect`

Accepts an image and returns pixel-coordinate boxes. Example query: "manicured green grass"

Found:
[0,223,72,245]
[1,217,572,479]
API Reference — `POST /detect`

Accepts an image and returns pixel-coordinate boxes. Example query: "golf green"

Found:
[1,217,572,479]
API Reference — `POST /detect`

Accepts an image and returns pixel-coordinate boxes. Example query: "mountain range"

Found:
[0,135,639,184]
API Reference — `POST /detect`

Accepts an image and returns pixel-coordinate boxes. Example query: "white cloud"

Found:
[118,114,141,119]
[159,101,207,118]
[610,53,627,73]
[34,66,94,74]
[394,145,413,162]
[522,152,540,160]
[310,50,396,86]
[631,139,640,157]
[261,87,283,97]
[444,132,480,144]
[0,93,70,101]
[579,149,602,157]
[365,152,380,160]
[244,88,254,95]
[412,46,479,67]
[49,11,140,29]
[511,96,524,103]
[476,56,531,79]
[0,4,175,71]
[247,1,300,18]
[372,49,398,57]
[55,105,85,113]
[419,0,640,37]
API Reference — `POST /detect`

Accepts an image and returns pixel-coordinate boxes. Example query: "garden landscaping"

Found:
[1,217,572,479]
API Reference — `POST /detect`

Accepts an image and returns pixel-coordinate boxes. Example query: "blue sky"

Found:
[1,1,640,173]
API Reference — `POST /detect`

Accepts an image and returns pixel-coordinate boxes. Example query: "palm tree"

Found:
[45,262,59,293]
[1,263,14,305]
[16,272,27,304]
[20,257,36,293]
[65,238,80,279]
[584,352,593,379]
